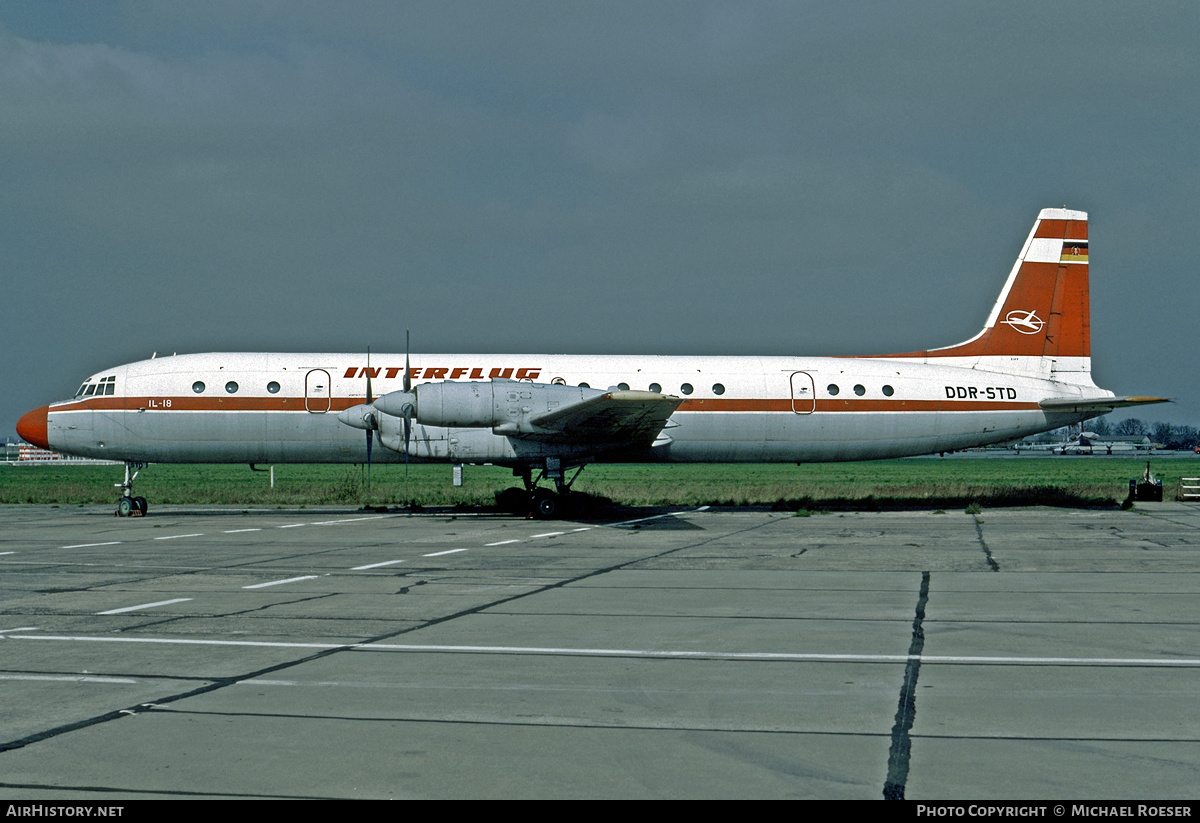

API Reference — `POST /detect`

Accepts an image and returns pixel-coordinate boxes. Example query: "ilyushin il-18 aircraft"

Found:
[17,208,1167,517]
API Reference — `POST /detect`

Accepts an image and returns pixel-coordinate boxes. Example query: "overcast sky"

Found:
[4,1,1197,443]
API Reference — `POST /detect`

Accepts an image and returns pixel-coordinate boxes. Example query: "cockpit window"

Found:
[76,375,116,398]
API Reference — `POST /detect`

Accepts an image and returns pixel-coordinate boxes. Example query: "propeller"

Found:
[363,346,378,491]
[336,347,387,492]
[342,334,417,476]
[402,330,413,475]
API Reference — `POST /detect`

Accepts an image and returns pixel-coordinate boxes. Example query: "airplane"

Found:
[1013,430,1149,454]
[16,207,1168,518]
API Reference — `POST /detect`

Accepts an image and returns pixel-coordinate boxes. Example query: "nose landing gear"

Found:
[115,461,148,517]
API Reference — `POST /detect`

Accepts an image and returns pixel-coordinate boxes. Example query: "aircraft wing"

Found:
[519,389,682,446]
[1038,395,1170,415]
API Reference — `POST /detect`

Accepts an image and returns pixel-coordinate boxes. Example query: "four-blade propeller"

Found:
[336,333,416,478]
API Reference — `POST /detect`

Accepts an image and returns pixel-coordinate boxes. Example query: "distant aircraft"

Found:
[17,208,1167,517]
[1014,431,1149,454]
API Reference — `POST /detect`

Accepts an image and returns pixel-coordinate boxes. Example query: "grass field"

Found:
[2,456,1194,510]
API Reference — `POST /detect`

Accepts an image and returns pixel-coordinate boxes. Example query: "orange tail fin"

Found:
[884,208,1091,380]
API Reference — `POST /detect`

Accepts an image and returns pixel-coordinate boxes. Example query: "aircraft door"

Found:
[305,369,331,413]
[790,371,815,414]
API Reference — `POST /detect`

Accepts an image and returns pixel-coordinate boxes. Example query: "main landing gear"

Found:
[115,461,148,517]
[496,460,587,519]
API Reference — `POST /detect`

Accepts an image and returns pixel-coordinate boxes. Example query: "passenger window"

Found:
[617,382,630,391]
[854,384,866,396]
[267,381,281,394]
[193,381,206,394]
[649,383,662,393]
[882,385,894,396]
[712,383,725,395]
[680,383,693,395]
[827,384,840,396]
[578,382,590,389]
[225,381,239,394]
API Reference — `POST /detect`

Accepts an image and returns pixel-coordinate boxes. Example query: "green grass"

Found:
[1,456,1191,509]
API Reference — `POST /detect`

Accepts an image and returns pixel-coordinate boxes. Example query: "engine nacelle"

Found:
[377,420,594,463]
[375,381,603,433]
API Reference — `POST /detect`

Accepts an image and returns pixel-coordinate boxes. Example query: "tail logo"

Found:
[1002,310,1045,335]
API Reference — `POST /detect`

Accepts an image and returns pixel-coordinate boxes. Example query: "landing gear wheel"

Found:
[532,489,559,519]
[114,461,149,517]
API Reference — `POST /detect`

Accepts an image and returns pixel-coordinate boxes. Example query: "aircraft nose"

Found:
[16,405,50,449]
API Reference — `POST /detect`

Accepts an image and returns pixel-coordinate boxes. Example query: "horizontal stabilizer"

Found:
[1038,395,1170,414]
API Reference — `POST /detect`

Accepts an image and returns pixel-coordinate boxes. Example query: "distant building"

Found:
[4,443,117,465]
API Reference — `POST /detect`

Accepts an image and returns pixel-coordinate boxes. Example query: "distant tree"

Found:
[1180,425,1200,450]
[1114,418,1146,437]
[1033,415,1200,448]
[1152,422,1174,447]
[1156,423,1200,450]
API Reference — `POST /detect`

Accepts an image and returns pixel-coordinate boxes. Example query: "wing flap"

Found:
[523,389,682,446]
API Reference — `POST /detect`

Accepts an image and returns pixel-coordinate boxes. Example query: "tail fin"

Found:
[884,207,1092,382]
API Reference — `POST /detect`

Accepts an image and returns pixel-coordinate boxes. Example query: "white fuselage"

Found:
[43,351,1100,466]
